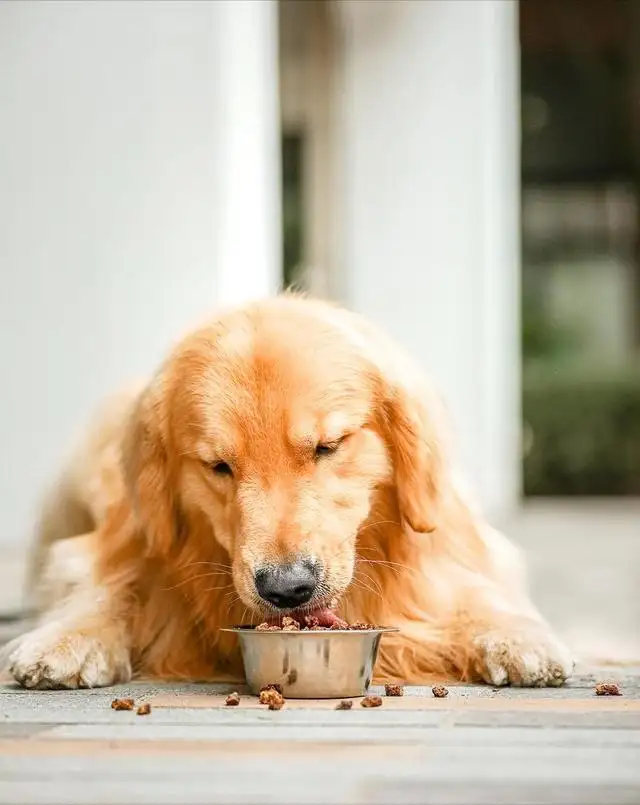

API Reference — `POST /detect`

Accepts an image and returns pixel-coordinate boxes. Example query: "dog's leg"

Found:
[7,586,131,689]
[456,526,574,687]
[373,531,574,687]
[30,533,96,612]
[377,591,574,688]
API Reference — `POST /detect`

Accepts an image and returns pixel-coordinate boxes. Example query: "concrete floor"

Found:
[0,500,638,804]
[0,672,638,804]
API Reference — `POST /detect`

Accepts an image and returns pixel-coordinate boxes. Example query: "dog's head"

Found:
[123,297,448,620]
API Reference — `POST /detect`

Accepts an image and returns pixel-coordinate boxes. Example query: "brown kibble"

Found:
[136,703,151,716]
[259,688,284,709]
[432,685,449,698]
[259,683,283,695]
[595,682,621,696]
[259,688,285,709]
[385,684,404,697]
[225,692,240,706]
[335,699,353,710]
[251,618,380,631]
[111,698,134,711]
[360,695,383,708]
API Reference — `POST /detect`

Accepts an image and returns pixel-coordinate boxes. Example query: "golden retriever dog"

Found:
[5,295,573,689]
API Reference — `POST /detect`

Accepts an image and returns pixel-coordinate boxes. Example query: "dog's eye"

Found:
[315,441,342,459]
[211,461,233,477]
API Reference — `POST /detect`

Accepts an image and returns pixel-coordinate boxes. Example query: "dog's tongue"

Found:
[268,607,346,628]
[307,607,344,627]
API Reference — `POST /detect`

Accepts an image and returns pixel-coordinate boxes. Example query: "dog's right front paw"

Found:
[9,627,131,690]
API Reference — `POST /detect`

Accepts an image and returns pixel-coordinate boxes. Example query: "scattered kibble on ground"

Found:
[259,683,283,695]
[111,698,134,711]
[225,692,240,706]
[335,700,353,710]
[432,685,449,698]
[259,688,285,709]
[360,695,383,708]
[384,684,404,697]
[136,703,151,716]
[595,682,622,696]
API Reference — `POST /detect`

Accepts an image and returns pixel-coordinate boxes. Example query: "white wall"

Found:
[332,0,521,520]
[0,0,280,547]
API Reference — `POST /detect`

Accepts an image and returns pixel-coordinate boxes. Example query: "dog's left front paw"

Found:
[473,623,574,687]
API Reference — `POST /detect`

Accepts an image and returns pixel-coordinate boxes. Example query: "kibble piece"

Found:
[385,684,404,697]
[259,688,285,709]
[258,689,270,705]
[256,622,271,631]
[259,687,283,704]
[303,615,320,629]
[225,692,240,706]
[136,703,152,716]
[259,683,283,695]
[335,699,353,710]
[281,616,300,631]
[111,698,134,711]
[350,622,374,630]
[360,695,383,708]
[595,682,621,696]
[432,685,449,698]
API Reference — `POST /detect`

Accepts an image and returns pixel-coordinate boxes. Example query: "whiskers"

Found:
[160,560,233,593]
[356,554,419,578]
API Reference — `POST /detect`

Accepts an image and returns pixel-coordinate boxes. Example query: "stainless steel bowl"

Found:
[221,627,399,699]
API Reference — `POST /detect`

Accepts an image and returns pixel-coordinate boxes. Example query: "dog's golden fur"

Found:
[7,296,573,689]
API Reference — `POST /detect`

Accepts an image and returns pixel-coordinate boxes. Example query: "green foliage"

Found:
[523,364,640,495]
[522,289,583,362]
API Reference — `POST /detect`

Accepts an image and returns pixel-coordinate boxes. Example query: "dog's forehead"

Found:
[175,309,377,446]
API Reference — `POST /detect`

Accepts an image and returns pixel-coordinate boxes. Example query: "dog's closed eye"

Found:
[314,436,348,460]
[210,461,233,477]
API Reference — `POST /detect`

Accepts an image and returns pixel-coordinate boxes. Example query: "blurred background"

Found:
[0,0,637,661]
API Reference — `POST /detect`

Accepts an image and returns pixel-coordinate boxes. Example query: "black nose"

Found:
[254,561,318,609]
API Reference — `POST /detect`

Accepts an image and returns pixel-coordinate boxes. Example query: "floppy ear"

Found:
[315,302,450,534]
[121,380,178,555]
[381,370,448,535]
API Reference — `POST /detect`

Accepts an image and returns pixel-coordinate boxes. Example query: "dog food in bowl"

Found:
[222,618,398,699]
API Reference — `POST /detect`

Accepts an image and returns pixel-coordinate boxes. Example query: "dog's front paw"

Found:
[9,626,131,690]
[473,623,574,687]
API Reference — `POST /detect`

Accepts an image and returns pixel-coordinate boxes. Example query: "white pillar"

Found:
[333,0,521,520]
[214,0,282,305]
[0,0,282,549]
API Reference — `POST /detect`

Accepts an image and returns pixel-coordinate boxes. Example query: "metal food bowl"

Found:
[222,627,399,699]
